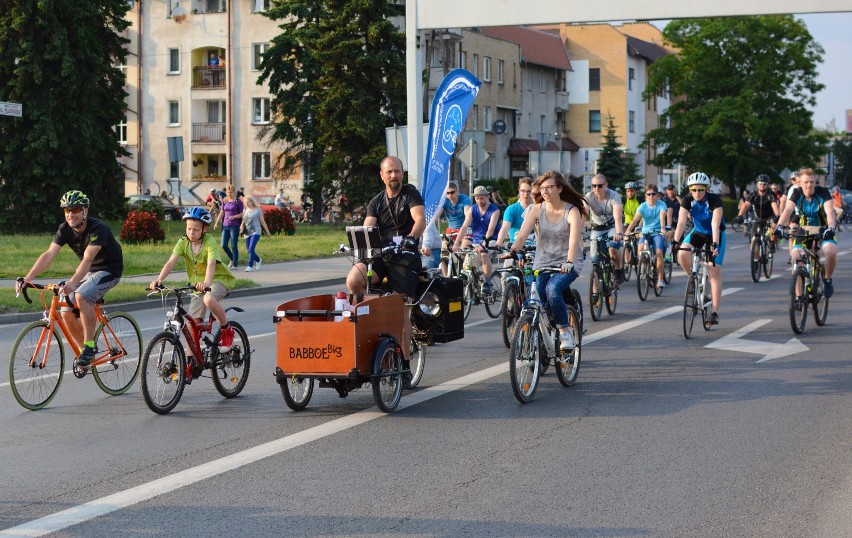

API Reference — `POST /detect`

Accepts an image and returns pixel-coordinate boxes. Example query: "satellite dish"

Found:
[492,119,506,135]
[171,5,188,23]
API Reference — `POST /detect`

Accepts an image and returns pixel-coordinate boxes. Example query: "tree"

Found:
[622,155,643,186]
[832,135,852,189]
[596,113,625,189]
[642,16,829,196]
[0,0,130,232]
[260,0,406,221]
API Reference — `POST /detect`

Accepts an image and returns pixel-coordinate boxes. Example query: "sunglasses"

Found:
[689,187,706,193]
[446,191,456,195]
[63,207,84,214]
[645,192,658,196]
[591,184,605,188]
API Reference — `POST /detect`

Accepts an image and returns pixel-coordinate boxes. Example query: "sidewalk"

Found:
[0,257,352,326]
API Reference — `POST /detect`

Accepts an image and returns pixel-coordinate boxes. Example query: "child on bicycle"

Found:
[149,207,237,352]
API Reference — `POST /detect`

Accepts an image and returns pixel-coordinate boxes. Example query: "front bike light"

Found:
[418,291,442,317]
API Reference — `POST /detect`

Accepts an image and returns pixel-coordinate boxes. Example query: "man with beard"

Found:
[346,156,425,297]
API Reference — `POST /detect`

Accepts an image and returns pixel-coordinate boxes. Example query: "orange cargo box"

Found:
[274,293,407,376]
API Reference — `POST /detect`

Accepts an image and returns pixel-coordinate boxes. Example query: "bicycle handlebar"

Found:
[16,278,75,307]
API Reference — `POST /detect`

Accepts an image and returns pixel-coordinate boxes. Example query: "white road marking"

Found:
[705,319,809,362]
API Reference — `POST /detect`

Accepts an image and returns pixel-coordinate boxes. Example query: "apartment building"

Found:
[121,0,294,205]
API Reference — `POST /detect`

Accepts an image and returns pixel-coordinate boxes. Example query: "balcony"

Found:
[193,67,226,89]
[192,123,226,143]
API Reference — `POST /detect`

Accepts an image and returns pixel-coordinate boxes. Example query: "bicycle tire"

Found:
[663,258,673,285]
[637,254,650,301]
[588,265,603,321]
[372,337,403,412]
[407,339,425,388]
[281,376,314,410]
[623,245,634,282]
[555,306,581,387]
[501,280,521,349]
[788,269,808,334]
[9,322,65,410]
[701,275,713,330]
[731,220,744,233]
[763,242,774,279]
[750,240,761,282]
[653,261,664,297]
[683,274,698,339]
[141,332,186,415]
[812,266,829,326]
[483,272,503,319]
[92,312,142,395]
[508,313,540,403]
[211,321,251,398]
[605,277,618,315]
[461,273,474,321]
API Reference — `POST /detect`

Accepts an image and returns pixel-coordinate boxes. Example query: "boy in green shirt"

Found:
[150,207,236,351]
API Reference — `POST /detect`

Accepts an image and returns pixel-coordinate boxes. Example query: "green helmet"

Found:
[59,190,90,208]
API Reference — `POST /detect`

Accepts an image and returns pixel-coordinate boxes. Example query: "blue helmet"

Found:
[182,207,212,224]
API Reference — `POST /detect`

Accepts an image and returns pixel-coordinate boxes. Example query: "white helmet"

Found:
[686,172,711,187]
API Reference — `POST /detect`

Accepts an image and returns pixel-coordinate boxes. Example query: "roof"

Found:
[507,138,541,156]
[543,137,580,152]
[625,35,668,63]
[480,26,572,71]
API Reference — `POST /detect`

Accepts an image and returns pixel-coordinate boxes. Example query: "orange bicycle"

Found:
[10,279,143,410]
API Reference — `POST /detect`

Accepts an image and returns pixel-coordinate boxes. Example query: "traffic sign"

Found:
[456,139,489,170]
[0,101,22,117]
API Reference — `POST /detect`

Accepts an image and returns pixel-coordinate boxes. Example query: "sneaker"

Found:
[614,269,625,286]
[245,266,254,272]
[482,280,494,295]
[217,325,234,353]
[559,330,575,351]
[656,280,666,289]
[824,279,834,298]
[75,344,98,368]
[709,312,720,325]
[228,263,236,269]
[256,258,262,270]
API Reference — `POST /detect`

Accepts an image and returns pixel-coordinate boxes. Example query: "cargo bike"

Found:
[274,226,465,412]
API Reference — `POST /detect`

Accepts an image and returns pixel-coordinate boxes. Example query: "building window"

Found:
[540,70,545,92]
[628,67,635,91]
[556,70,566,92]
[629,111,635,133]
[169,161,179,179]
[168,100,180,126]
[115,116,127,144]
[168,48,180,74]
[253,152,271,179]
[484,107,492,131]
[589,68,600,91]
[253,97,271,124]
[252,43,269,71]
[472,54,479,78]
[483,56,491,82]
[253,0,270,12]
[459,50,466,70]
[589,110,601,132]
[497,60,504,84]
[472,105,478,130]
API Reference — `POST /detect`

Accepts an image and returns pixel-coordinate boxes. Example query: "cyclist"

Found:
[662,184,681,242]
[496,177,535,247]
[17,191,124,368]
[735,174,780,251]
[622,181,643,226]
[510,171,587,351]
[671,172,726,326]
[780,172,802,264]
[776,168,838,298]
[453,185,501,293]
[432,180,471,276]
[149,207,236,353]
[625,184,669,289]
[831,186,846,225]
[584,173,625,284]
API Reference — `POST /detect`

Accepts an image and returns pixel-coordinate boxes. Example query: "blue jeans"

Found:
[536,269,579,327]
[221,225,240,266]
[245,233,261,268]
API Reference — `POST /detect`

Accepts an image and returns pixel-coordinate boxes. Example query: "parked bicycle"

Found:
[746,217,776,282]
[675,244,715,339]
[141,285,251,414]
[587,234,619,321]
[10,279,142,410]
[508,266,582,403]
[777,228,829,334]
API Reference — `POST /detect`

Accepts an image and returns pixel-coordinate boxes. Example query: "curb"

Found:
[0,277,345,326]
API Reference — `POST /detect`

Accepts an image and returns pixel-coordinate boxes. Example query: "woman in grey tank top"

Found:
[510,171,588,349]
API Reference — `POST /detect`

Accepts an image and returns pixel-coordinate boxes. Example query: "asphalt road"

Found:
[1,232,851,537]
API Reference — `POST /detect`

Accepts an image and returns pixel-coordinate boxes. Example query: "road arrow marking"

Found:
[705,318,809,363]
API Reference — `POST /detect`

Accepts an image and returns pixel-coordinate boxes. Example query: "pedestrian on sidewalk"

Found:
[241,196,271,272]
[213,185,243,268]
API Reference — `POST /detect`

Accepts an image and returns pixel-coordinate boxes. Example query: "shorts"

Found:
[639,233,666,253]
[683,230,726,265]
[189,282,230,320]
[792,225,838,250]
[589,228,622,260]
[62,271,120,309]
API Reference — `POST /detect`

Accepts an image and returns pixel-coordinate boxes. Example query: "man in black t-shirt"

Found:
[736,175,780,222]
[16,190,124,368]
[346,156,426,296]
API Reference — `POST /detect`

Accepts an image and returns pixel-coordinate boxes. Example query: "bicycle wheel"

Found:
[9,322,65,410]
[508,313,540,403]
[605,272,618,315]
[701,275,713,330]
[140,332,186,415]
[732,220,744,233]
[211,321,251,398]
[750,240,761,282]
[788,269,808,334]
[763,241,774,279]
[653,263,664,297]
[372,337,403,412]
[571,288,584,331]
[483,272,504,319]
[556,306,581,387]
[501,280,521,349]
[408,339,425,388]
[280,376,314,411]
[588,265,603,321]
[461,273,474,321]
[637,255,650,301]
[663,258,673,285]
[683,275,698,339]
[92,312,142,395]
[622,245,634,281]
[812,266,829,326]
